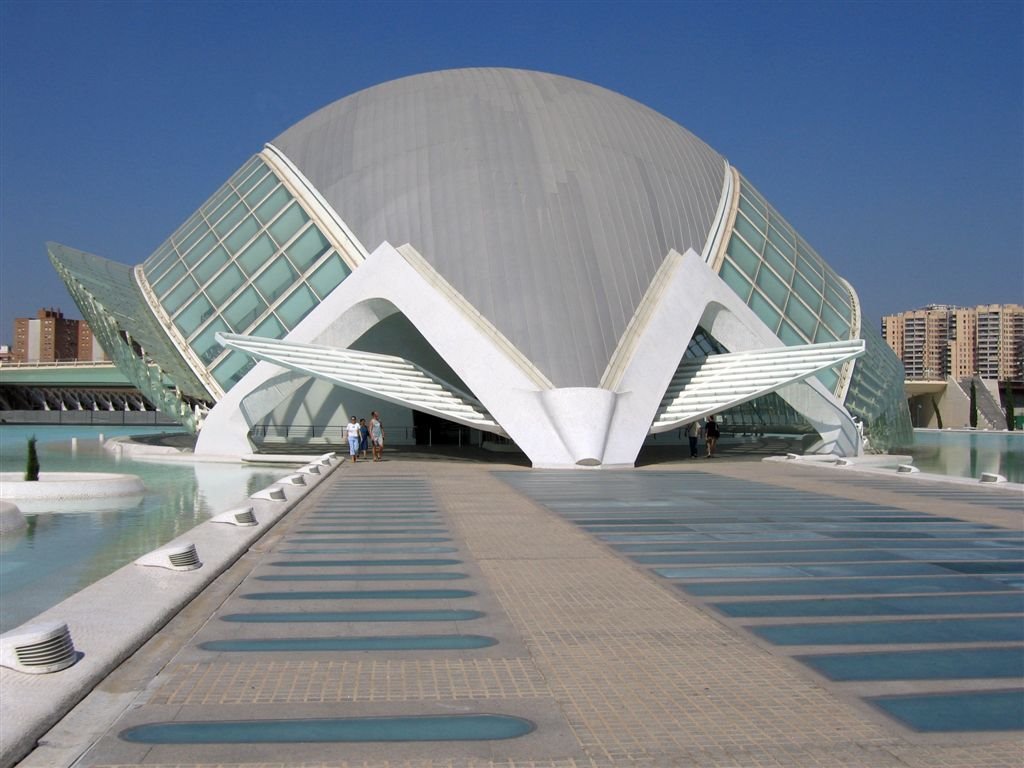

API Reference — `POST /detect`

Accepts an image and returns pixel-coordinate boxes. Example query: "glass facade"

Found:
[713,173,912,450]
[718,175,856,394]
[47,244,208,432]
[140,156,351,391]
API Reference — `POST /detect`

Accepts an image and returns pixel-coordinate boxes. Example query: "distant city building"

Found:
[10,308,107,363]
[882,304,1024,382]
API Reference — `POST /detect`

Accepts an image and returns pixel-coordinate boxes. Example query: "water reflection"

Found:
[0,426,278,633]
[908,431,1024,483]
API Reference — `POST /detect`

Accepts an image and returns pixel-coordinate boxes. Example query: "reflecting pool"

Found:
[0,425,279,633]
[906,430,1024,483]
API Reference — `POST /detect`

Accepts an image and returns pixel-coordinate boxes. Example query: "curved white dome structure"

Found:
[49,68,911,467]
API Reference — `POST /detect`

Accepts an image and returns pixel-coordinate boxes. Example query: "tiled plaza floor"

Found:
[21,454,1023,768]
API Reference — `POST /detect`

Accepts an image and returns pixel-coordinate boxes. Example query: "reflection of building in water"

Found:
[48,69,912,466]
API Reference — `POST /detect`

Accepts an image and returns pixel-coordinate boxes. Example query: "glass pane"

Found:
[796,254,825,290]
[269,203,309,247]
[777,320,803,346]
[726,235,760,278]
[212,350,255,390]
[255,187,290,224]
[766,224,793,258]
[193,245,229,284]
[192,318,230,366]
[763,241,794,282]
[308,252,350,298]
[162,275,199,314]
[210,191,240,226]
[738,197,766,230]
[202,186,235,218]
[207,263,245,304]
[822,301,850,338]
[154,260,187,297]
[174,294,214,337]
[237,233,276,276]
[275,283,317,328]
[225,216,259,255]
[719,260,752,302]
[755,264,788,308]
[254,256,297,302]
[181,230,217,267]
[750,291,781,331]
[244,173,279,208]
[825,280,852,320]
[734,212,766,253]
[786,294,817,338]
[223,285,267,331]
[214,201,247,237]
[791,270,822,312]
[252,314,285,339]
[287,226,330,271]
[816,367,839,393]
[235,162,268,195]
[815,322,838,343]
[173,214,206,251]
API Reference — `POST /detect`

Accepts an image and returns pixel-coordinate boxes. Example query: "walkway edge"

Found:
[0,459,341,768]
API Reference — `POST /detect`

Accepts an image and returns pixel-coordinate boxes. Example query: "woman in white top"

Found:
[345,416,361,462]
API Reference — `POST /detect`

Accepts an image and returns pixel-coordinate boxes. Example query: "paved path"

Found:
[20,457,1023,767]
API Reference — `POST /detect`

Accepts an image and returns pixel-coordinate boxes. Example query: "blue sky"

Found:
[1,0,1021,345]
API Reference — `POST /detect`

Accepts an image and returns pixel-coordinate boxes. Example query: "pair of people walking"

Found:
[686,415,719,458]
[345,411,384,463]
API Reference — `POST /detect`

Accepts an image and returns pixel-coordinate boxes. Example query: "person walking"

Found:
[369,411,384,462]
[704,415,720,458]
[686,421,700,458]
[345,416,361,463]
[359,418,369,459]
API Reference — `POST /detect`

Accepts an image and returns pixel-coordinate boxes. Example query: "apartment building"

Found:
[10,308,106,363]
[882,303,1024,382]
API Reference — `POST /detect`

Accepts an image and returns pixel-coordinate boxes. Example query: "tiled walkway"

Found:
[25,458,1024,767]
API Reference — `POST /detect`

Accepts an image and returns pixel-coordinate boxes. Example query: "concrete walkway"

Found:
[17,455,1023,768]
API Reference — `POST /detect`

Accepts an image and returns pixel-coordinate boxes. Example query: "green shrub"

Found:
[25,435,40,481]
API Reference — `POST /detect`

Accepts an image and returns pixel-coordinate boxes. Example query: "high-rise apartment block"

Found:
[882,304,1024,382]
[10,308,106,363]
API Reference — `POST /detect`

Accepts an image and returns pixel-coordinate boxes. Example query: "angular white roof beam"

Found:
[216,333,503,435]
[651,340,865,433]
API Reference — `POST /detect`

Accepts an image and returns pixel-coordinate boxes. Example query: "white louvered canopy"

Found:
[651,340,865,433]
[217,333,502,434]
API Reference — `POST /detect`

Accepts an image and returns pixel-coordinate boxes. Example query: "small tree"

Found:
[969,380,978,428]
[25,435,40,481]
[1005,384,1015,432]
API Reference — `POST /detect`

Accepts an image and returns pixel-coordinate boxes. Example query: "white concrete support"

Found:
[198,244,864,466]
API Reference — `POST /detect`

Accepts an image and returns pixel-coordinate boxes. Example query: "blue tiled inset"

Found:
[199,635,497,652]
[683,575,1016,597]
[752,617,1023,645]
[243,589,475,601]
[869,690,1024,732]
[222,609,485,623]
[121,714,536,743]
[799,647,1024,681]
[713,593,1024,618]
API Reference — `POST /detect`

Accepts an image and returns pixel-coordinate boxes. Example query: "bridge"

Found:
[0,360,156,413]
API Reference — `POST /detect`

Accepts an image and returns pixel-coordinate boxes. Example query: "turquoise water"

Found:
[907,430,1024,483]
[0,425,279,633]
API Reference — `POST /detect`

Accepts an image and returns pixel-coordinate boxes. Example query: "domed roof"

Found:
[272,68,727,387]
